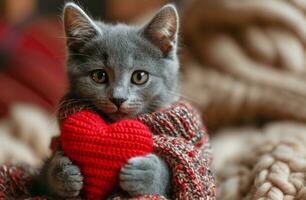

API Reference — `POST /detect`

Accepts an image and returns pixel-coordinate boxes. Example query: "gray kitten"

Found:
[34,2,180,198]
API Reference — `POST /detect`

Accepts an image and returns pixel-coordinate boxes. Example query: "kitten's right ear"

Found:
[63,3,100,52]
[142,5,179,57]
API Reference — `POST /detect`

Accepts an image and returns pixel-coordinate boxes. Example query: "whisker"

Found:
[56,98,94,112]
[50,35,79,40]
[166,90,196,103]
[68,53,92,58]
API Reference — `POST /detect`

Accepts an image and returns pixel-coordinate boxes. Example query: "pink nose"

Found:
[110,98,127,107]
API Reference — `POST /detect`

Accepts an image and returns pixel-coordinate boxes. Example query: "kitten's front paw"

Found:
[119,154,169,197]
[47,153,83,197]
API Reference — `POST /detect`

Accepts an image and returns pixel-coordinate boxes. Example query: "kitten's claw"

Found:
[47,152,83,197]
[119,154,169,196]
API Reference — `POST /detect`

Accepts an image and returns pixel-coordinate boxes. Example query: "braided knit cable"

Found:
[214,122,306,200]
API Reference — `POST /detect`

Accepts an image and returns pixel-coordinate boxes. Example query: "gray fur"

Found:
[46,152,83,197]
[120,154,170,196]
[39,2,179,198]
[65,3,180,121]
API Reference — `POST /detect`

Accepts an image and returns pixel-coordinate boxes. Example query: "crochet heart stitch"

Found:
[60,110,153,200]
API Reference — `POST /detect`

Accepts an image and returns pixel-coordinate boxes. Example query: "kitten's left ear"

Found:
[63,3,101,52]
[142,4,179,56]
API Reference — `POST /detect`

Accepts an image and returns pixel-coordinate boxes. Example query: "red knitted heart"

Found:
[60,110,153,200]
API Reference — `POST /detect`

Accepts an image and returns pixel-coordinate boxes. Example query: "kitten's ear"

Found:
[142,4,179,56]
[63,3,100,52]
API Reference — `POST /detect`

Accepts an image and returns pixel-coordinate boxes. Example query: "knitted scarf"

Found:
[0,96,216,200]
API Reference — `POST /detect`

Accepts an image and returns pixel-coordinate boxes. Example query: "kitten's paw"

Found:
[119,154,169,196]
[47,153,83,197]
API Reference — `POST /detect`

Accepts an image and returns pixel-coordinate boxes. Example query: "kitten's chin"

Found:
[107,111,135,121]
[97,103,144,121]
[100,108,139,121]
[108,107,144,121]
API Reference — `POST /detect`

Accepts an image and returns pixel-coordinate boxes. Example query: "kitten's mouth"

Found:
[114,110,128,115]
[114,108,136,116]
[108,107,139,120]
[105,107,132,115]
[97,103,140,119]
[108,110,134,121]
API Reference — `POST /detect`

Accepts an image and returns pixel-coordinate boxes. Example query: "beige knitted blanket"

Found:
[212,122,306,200]
[179,0,306,199]
[181,0,306,130]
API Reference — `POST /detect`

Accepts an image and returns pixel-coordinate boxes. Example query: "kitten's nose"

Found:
[110,98,127,108]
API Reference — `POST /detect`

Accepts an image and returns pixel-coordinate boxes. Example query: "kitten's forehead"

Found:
[98,24,133,42]
[93,22,162,59]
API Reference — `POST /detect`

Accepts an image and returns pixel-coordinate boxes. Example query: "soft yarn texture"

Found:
[0,99,216,200]
[213,122,306,200]
[60,110,153,200]
[58,97,216,199]
[181,0,306,130]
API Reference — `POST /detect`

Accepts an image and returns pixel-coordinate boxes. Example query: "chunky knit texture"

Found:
[60,110,153,200]
[0,96,216,200]
[0,164,34,199]
[136,102,215,199]
[57,96,216,199]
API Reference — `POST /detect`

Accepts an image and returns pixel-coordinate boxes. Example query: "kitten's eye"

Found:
[91,70,108,84]
[131,71,149,85]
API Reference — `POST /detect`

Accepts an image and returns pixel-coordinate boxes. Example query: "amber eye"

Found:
[91,70,108,84]
[131,71,149,85]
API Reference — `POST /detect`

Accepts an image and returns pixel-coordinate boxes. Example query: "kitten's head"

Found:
[63,3,180,121]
